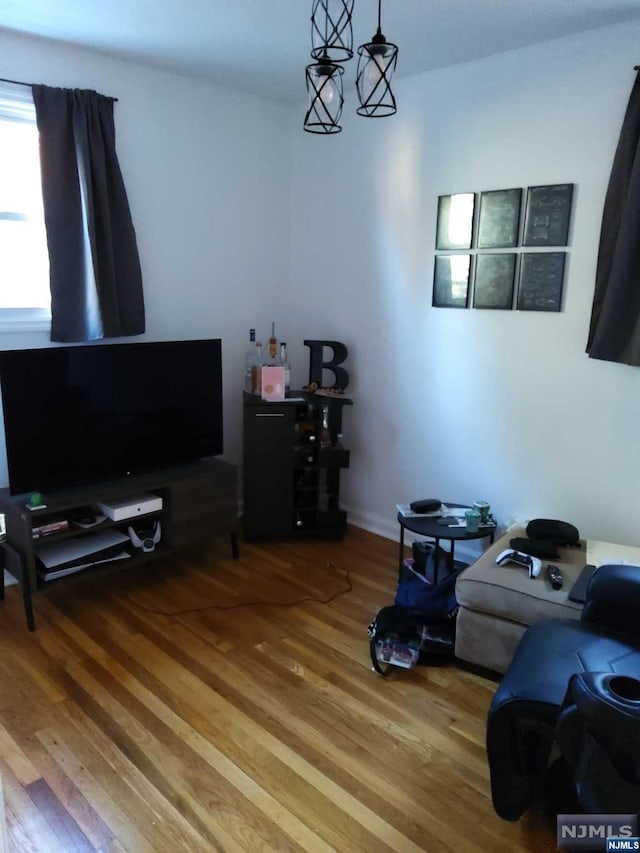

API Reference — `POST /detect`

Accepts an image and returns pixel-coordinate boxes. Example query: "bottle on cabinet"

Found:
[279,342,291,396]
[251,341,263,394]
[244,329,257,393]
[298,423,317,445]
[267,322,278,365]
[320,404,331,448]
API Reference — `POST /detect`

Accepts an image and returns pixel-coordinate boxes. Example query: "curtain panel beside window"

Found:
[32,85,145,342]
[586,71,640,366]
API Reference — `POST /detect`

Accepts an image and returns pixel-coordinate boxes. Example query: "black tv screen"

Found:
[0,339,224,495]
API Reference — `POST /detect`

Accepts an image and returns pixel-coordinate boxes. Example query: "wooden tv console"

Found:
[0,457,238,630]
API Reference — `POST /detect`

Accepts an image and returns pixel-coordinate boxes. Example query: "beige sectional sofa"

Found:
[455,528,585,674]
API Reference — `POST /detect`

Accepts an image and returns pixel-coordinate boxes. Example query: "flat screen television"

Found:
[0,339,224,495]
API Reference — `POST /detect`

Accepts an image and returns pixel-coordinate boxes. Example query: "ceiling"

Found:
[2,0,640,104]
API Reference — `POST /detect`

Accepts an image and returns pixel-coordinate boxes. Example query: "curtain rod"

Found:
[0,76,118,101]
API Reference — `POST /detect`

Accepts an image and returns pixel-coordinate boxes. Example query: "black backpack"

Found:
[368,565,461,676]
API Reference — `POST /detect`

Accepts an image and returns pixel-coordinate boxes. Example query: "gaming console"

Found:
[496,549,542,578]
[95,493,163,521]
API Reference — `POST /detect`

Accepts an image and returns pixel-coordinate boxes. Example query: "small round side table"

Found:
[397,502,497,584]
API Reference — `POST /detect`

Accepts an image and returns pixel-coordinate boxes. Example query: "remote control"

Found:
[547,564,563,590]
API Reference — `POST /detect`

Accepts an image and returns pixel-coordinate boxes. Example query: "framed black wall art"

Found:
[523,184,574,247]
[517,252,566,312]
[436,193,476,250]
[473,253,516,309]
[477,188,522,249]
[433,254,471,308]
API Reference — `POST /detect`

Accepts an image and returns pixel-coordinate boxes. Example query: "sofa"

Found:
[486,563,640,818]
[455,528,584,673]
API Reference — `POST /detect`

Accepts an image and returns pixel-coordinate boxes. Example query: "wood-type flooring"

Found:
[0,525,555,851]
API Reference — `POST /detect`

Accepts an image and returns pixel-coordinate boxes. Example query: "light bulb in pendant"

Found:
[356,0,398,118]
[304,57,344,134]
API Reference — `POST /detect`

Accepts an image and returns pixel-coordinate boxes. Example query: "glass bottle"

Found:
[251,341,263,394]
[267,321,278,364]
[279,342,291,396]
[299,423,316,444]
[320,403,331,448]
[297,446,316,465]
[244,328,257,393]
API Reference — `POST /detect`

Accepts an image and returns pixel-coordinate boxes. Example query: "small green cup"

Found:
[465,509,481,533]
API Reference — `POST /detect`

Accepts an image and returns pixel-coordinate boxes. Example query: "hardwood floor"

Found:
[0,526,555,852]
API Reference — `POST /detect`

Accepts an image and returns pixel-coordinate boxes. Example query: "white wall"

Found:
[289,21,640,550]
[2,21,639,551]
[0,28,292,478]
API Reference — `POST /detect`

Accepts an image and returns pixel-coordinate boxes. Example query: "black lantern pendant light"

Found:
[304,53,345,134]
[356,0,398,117]
[311,0,354,63]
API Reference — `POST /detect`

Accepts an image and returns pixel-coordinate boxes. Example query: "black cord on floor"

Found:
[118,561,352,617]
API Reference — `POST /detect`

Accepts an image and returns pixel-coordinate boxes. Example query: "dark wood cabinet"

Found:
[242,391,352,539]
[0,458,238,629]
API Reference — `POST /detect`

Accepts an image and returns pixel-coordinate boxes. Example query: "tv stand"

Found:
[0,458,238,630]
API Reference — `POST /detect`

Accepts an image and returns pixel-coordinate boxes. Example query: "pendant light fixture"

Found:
[356,0,398,118]
[310,0,354,63]
[304,54,345,134]
[303,0,398,134]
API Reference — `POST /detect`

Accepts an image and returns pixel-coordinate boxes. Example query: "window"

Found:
[0,81,50,331]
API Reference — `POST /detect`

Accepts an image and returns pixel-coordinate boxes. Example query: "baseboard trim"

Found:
[343,505,400,543]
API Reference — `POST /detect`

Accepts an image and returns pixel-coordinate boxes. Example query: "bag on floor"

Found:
[393,563,462,618]
[369,566,462,676]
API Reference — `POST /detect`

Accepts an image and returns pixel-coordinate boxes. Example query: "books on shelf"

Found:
[32,518,69,538]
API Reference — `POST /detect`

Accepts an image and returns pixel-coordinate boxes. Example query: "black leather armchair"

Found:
[486,564,640,820]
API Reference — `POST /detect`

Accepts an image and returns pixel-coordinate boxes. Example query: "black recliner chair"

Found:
[486,563,640,820]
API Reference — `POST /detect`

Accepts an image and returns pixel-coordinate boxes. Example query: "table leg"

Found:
[230,531,239,559]
[397,524,406,582]
[449,540,455,573]
[22,581,35,631]
[433,537,441,585]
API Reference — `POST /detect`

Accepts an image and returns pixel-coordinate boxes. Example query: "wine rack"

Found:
[242,391,352,539]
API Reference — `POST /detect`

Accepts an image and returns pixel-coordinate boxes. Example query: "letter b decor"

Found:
[304,340,349,390]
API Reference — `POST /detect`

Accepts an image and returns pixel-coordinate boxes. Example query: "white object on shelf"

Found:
[95,493,163,521]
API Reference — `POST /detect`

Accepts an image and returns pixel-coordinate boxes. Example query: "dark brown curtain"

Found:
[32,85,145,342]
[587,71,640,365]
